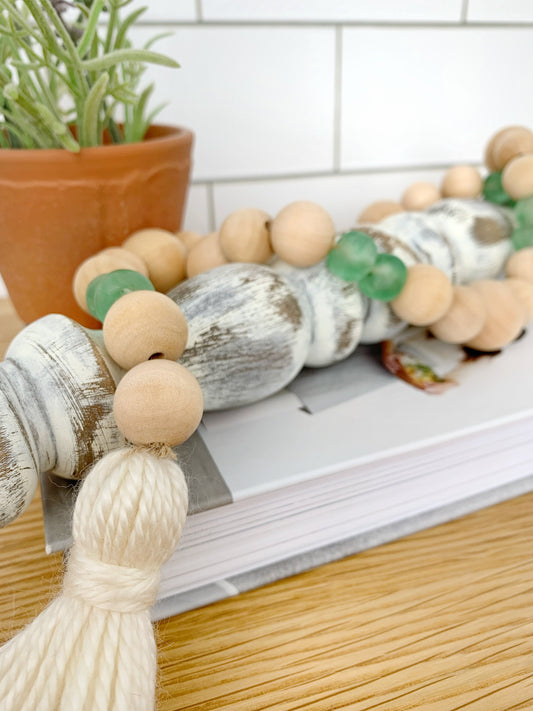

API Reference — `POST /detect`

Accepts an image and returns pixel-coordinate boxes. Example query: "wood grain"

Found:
[0,299,532,710]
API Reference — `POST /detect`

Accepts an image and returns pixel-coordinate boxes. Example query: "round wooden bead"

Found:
[401,182,441,211]
[465,280,525,351]
[73,247,148,313]
[186,232,229,278]
[429,285,486,343]
[441,166,482,199]
[103,290,188,371]
[270,201,335,267]
[122,228,187,292]
[490,126,533,171]
[357,200,404,224]
[505,278,533,323]
[176,230,204,253]
[501,155,533,201]
[505,247,533,282]
[113,359,203,447]
[219,208,273,264]
[390,264,453,326]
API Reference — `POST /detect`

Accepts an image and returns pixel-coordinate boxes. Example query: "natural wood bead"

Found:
[219,208,273,264]
[501,155,533,201]
[186,232,229,278]
[122,228,187,293]
[358,201,404,224]
[103,290,188,371]
[176,230,204,253]
[505,278,533,323]
[429,285,486,344]
[401,182,441,211]
[465,280,525,351]
[390,264,453,326]
[441,166,482,199]
[505,247,533,283]
[490,126,533,171]
[113,359,203,447]
[271,201,335,267]
[73,247,149,313]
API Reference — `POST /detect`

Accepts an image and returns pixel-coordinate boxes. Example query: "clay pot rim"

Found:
[0,123,193,163]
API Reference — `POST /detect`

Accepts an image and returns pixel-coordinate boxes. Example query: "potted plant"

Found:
[0,0,193,326]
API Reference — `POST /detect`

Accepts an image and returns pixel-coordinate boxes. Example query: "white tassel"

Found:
[0,446,188,711]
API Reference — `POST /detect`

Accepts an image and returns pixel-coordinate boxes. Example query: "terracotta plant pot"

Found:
[0,124,193,327]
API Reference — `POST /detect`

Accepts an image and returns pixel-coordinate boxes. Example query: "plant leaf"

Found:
[82,48,179,71]
[80,72,109,146]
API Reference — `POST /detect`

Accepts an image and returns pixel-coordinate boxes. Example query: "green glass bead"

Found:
[86,269,155,322]
[483,172,515,207]
[358,253,407,302]
[511,226,533,251]
[515,196,533,227]
[326,230,378,281]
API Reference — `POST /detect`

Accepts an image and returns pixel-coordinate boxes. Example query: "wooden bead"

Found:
[501,155,533,200]
[490,126,533,171]
[270,201,335,267]
[505,247,533,283]
[441,166,482,198]
[113,359,203,447]
[465,280,525,351]
[358,201,404,224]
[103,290,188,371]
[176,230,204,253]
[429,285,486,343]
[401,182,441,211]
[186,232,229,278]
[505,278,533,323]
[390,264,453,326]
[73,247,149,313]
[122,228,187,292]
[219,208,273,264]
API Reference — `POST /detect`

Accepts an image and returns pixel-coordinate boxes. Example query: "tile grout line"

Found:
[206,182,217,231]
[332,26,343,173]
[461,0,469,23]
[135,20,533,29]
[195,0,203,23]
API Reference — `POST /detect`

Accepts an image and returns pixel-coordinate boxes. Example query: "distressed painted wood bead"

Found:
[86,269,155,322]
[357,200,404,224]
[103,291,188,371]
[490,126,533,171]
[176,230,204,253]
[505,278,533,323]
[113,360,203,447]
[73,247,148,313]
[401,182,441,211]
[390,264,453,326]
[429,285,486,344]
[270,201,335,267]
[122,228,187,292]
[502,155,533,201]
[186,232,229,278]
[465,280,525,351]
[441,166,482,199]
[219,208,273,264]
[505,247,533,283]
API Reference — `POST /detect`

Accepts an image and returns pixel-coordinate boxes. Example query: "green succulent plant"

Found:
[0,0,178,151]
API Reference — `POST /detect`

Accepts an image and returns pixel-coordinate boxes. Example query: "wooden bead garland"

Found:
[429,285,486,344]
[271,201,335,267]
[505,247,533,283]
[219,208,273,264]
[489,126,533,171]
[122,228,187,292]
[502,155,533,201]
[441,165,482,199]
[401,182,441,211]
[176,230,204,253]
[465,280,525,351]
[358,200,404,224]
[390,264,453,326]
[186,231,229,277]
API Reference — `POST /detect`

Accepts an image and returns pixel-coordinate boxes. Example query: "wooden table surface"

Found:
[1,299,532,710]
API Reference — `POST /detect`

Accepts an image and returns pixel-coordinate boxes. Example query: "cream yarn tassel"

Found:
[0,446,188,711]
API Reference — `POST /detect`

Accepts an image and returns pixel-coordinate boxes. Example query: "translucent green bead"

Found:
[358,254,407,301]
[511,226,533,251]
[326,230,378,281]
[483,172,515,207]
[86,269,155,322]
[515,196,533,227]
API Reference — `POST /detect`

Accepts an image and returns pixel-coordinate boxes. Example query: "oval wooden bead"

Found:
[505,247,533,283]
[103,290,188,371]
[401,182,441,211]
[73,247,149,313]
[271,201,335,267]
[186,232,229,278]
[122,228,187,292]
[441,166,482,199]
[502,155,533,201]
[429,285,486,343]
[176,230,204,253]
[490,126,533,171]
[357,201,404,224]
[219,208,273,264]
[465,280,525,351]
[505,278,533,322]
[390,264,453,326]
[113,359,203,447]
